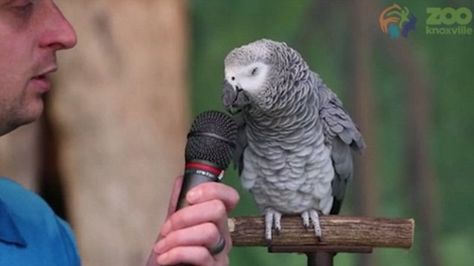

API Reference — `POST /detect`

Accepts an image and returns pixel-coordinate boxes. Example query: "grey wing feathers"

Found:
[319,87,365,214]
[329,138,353,214]
[231,111,248,175]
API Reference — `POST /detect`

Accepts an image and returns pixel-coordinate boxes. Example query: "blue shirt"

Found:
[0,178,80,266]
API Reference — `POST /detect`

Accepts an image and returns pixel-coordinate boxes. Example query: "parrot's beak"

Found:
[222,79,250,114]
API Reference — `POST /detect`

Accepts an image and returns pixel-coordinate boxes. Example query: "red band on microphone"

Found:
[185,162,222,176]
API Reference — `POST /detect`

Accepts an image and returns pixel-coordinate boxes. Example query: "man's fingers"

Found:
[156,246,225,266]
[160,199,227,237]
[154,222,222,255]
[186,182,240,211]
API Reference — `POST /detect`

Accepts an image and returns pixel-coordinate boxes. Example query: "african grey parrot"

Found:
[221,39,365,241]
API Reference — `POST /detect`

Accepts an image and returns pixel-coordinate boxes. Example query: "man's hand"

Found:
[147,176,239,266]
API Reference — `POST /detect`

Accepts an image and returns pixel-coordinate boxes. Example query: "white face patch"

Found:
[225,62,269,95]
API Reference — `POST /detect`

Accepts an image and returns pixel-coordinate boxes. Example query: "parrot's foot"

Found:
[264,208,282,243]
[301,209,322,240]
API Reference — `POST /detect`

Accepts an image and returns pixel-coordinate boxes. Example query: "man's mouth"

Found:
[36,66,58,77]
[30,67,57,93]
[33,74,47,80]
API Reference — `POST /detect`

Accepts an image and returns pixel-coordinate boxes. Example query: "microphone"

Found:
[176,110,237,211]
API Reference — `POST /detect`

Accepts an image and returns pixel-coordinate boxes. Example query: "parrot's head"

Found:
[222,39,304,113]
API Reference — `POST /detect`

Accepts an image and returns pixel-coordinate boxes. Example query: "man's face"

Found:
[0,0,76,135]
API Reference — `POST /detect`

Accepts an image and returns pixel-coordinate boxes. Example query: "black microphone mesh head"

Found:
[185,111,237,169]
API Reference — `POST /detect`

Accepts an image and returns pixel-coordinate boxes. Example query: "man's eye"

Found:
[11,1,34,17]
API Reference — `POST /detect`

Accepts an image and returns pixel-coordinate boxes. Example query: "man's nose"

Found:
[39,2,77,50]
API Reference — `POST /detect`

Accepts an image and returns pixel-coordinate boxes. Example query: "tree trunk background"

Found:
[387,41,441,266]
[51,1,189,265]
[350,1,378,266]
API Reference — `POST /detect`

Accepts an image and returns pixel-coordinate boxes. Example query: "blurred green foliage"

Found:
[188,0,474,265]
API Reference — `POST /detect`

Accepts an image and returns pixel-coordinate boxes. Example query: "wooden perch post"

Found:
[228,215,414,266]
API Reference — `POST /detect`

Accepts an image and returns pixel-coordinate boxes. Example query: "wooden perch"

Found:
[228,215,414,251]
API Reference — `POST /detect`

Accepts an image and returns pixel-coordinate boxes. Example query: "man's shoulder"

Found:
[0,177,54,217]
[0,177,68,238]
[0,177,81,265]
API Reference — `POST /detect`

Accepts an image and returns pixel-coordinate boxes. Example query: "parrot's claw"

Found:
[301,211,311,228]
[301,209,322,241]
[264,208,282,243]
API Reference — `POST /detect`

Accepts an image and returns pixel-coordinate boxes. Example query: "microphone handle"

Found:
[176,161,222,211]
[172,162,222,266]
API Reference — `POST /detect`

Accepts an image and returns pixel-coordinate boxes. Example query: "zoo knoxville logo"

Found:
[379,4,473,38]
[379,4,417,39]
[426,7,473,35]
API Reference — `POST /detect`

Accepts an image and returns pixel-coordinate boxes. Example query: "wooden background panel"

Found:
[53,1,189,265]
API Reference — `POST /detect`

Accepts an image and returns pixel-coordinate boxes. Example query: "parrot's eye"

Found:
[251,67,258,76]
[231,76,235,81]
